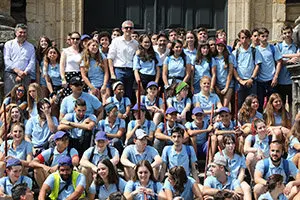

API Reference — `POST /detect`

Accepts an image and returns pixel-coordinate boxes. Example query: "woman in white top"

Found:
[60,31,83,96]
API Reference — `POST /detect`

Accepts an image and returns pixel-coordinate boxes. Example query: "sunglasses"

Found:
[71,37,80,40]
[124,26,133,30]
[17,89,24,93]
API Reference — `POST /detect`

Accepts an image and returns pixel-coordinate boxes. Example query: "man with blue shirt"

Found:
[107,20,139,99]
[59,76,103,120]
[276,24,299,108]
[39,155,86,200]
[233,29,262,108]
[160,127,199,183]
[58,98,97,157]
[202,154,243,199]
[0,158,32,199]
[3,24,35,95]
[80,131,119,187]
[256,27,283,112]
[25,98,58,154]
[30,131,79,188]
[121,129,162,181]
[254,141,300,200]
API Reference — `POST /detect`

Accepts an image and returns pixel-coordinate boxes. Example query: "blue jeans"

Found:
[236,80,257,109]
[114,67,134,99]
[257,80,276,112]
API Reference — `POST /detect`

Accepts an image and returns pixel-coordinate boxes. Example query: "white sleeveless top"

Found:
[63,47,82,72]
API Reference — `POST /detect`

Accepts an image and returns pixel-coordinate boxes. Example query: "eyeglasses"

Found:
[71,37,80,40]
[209,43,216,46]
[226,142,235,145]
[124,26,133,30]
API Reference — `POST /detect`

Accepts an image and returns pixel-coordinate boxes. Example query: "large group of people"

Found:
[0,18,300,200]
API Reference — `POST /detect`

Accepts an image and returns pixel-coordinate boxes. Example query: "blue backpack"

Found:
[263,158,290,183]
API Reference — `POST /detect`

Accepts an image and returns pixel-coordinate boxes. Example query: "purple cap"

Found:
[95,131,108,141]
[218,107,230,114]
[146,81,158,89]
[6,158,22,167]
[53,131,68,141]
[131,103,147,111]
[58,155,72,167]
[80,34,91,41]
[192,107,204,115]
[166,107,178,114]
[69,76,83,86]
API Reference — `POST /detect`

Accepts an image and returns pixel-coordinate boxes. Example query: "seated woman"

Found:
[124,160,166,200]
[88,159,126,200]
[285,118,300,169]
[258,174,287,200]
[244,118,270,184]
[0,123,33,177]
[214,135,251,200]
[164,166,202,200]
[264,93,291,141]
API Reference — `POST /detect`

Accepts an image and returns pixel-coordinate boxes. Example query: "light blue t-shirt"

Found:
[106,95,131,114]
[60,92,102,115]
[164,176,195,200]
[185,120,209,145]
[0,140,32,160]
[44,172,86,199]
[192,91,220,111]
[38,146,78,167]
[122,145,159,164]
[89,177,126,200]
[157,121,186,136]
[191,58,212,93]
[276,41,298,85]
[287,135,300,161]
[63,113,97,139]
[232,46,263,80]
[25,116,58,147]
[255,158,299,183]
[212,56,234,89]
[82,146,119,166]
[215,150,246,178]
[45,63,62,86]
[141,95,163,108]
[0,175,32,195]
[133,52,162,76]
[84,58,105,88]
[167,96,191,114]
[204,175,241,190]
[258,191,288,200]
[256,44,282,82]
[97,117,126,135]
[183,48,197,63]
[124,180,163,200]
[127,120,156,136]
[164,55,191,84]
[245,134,270,158]
[162,145,197,176]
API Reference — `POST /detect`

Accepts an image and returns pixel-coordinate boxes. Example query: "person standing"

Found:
[3,24,35,95]
[107,20,139,99]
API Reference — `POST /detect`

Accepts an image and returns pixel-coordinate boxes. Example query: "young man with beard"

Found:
[254,141,300,200]
[39,155,86,200]
[121,129,162,180]
[159,127,199,183]
[202,154,243,200]
[58,98,97,157]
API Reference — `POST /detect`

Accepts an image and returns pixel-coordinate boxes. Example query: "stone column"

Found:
[287,64,300,119]
[272,0,286,42]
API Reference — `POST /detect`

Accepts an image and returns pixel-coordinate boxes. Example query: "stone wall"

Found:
[286,3,300,23]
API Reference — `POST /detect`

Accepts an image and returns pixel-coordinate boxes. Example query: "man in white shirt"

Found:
[3,24,35,95]
[107,20,139,99]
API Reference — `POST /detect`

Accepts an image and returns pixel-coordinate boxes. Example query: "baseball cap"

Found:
[166,107,178,114]
[212,154,228,171]
[80,34,91,41]
[131,103,147,111]
[192,107,204,115]
[218,107,230,114]
[112,81,124,91]
[69,76,83,86]
[146,81,158,89]
[53,131,69,141]
[58,155,72,167]
[6,158,22,167]
[216,38,226,46]
[175,82,188,94]
[135,129,148,139]
[105,103,117,113]
[95,131,108,141]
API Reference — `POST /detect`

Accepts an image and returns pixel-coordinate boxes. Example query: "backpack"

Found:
[165,145,192,170]
[88,146,113,165]
[263,158,290,183]
[235,46,257,67]
[141,96,159,107]
[269,44,277,62]
[99,118,121,132]
[4,176,24,194]
[45,146,72,166]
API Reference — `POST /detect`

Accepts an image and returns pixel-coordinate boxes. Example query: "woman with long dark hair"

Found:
[88,159,126,200]
[124,160,166,200]
[164,166,202,200]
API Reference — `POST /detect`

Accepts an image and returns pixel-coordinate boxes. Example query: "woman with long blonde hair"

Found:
[27,83,42,118]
